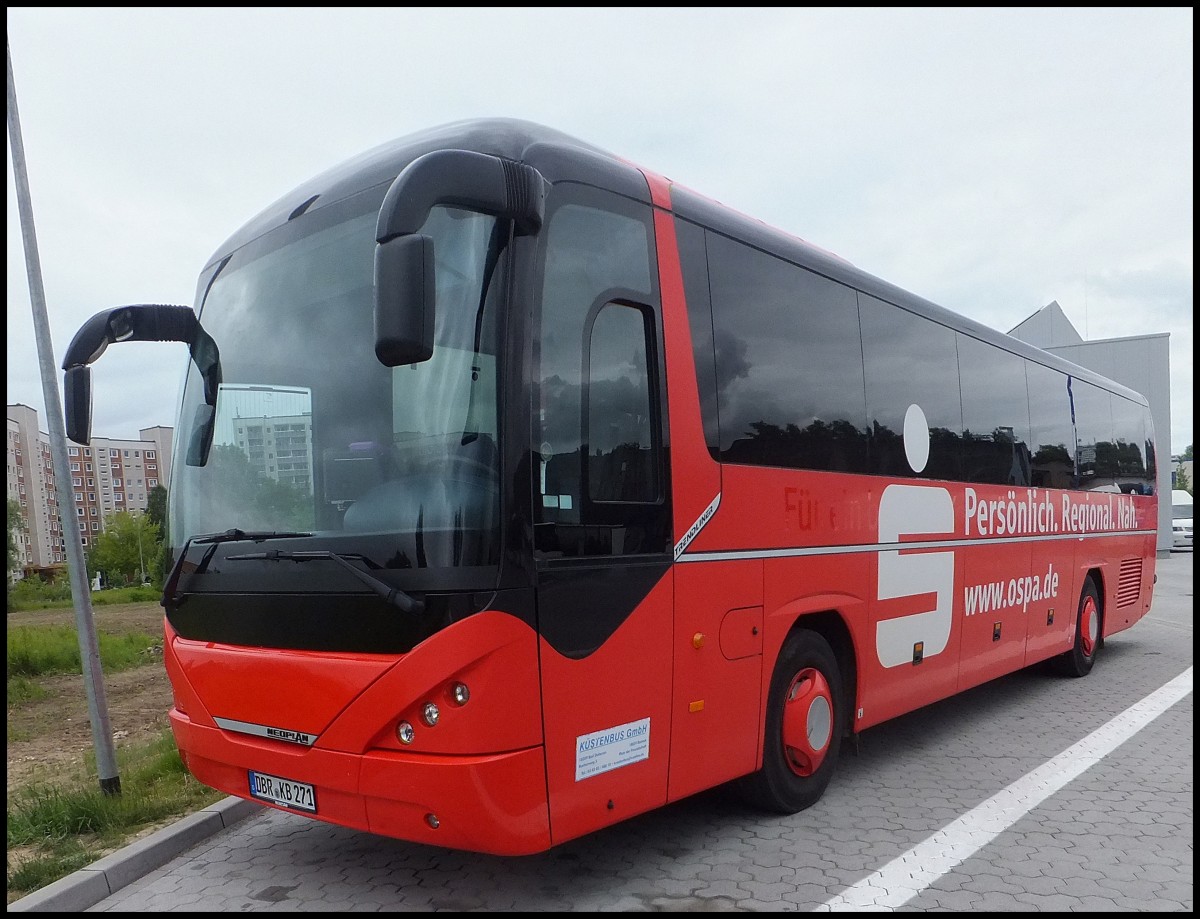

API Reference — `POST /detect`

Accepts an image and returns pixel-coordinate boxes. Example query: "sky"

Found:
[7,7,1194,456]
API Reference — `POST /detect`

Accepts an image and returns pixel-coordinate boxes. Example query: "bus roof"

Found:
[206,117,1149,409]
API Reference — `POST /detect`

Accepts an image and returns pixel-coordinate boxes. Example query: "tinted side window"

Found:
[957,334,1032,486]
[1144,413,1158,481]
[1026,363,1074,489]
[860,295,962,481]
[1110,395,1154,493]
[706,233,868,472]
[1071,379,1114,487]
[675,218,720,456]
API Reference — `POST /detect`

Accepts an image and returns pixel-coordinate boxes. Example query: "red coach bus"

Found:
[63,118,1158,855]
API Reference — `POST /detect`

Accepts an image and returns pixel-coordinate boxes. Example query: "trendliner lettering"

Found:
[964,488,1137,538]
[675,494,721,560]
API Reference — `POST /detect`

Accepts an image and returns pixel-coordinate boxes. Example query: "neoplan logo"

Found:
[266,726,314,745]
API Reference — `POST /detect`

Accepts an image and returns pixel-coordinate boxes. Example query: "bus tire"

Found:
[737,628,845,815]
[1055,577,1102,678]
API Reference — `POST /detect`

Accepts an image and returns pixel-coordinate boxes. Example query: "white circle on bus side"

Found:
[903,403,930,473]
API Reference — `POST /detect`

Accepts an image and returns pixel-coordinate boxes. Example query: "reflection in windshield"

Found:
[170,196,506,570]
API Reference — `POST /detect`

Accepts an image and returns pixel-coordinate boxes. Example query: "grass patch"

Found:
[7,626,158,678]
[6,675,48,705]
[92,586,161,606]
[7,584,160,613]
[8,733,198,843]
[7,839,93,894]
[6,729,224,900]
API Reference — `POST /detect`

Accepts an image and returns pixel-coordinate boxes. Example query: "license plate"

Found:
[248,770,317,813]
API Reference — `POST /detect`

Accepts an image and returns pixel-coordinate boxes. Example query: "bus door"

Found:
[659,211,764,802]
[956,526,1034,691]
[531,186,675,846]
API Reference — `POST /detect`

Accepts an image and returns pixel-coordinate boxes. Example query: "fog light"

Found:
[396,721,415,744]
[452,682,470,706]
[422,702,440,726]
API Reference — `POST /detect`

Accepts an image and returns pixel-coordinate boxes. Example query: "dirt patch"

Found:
[7,602,172,793]
[7,600,228,906]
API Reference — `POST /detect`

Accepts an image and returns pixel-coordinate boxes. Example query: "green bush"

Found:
[6,574,73,611]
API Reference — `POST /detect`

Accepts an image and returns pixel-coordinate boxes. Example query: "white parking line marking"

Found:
[819,667,1194,911]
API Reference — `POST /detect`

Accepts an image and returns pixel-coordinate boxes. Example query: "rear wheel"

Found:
[737,629,845,814]
[1055,577,1102,677]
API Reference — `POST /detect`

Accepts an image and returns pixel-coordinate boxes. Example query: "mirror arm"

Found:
[61,304,221,445]
[189,324,222,406]
[376,149,545,243]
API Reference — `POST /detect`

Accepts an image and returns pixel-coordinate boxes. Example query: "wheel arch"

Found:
[777,609,858,739]
[1084,565,1106,644]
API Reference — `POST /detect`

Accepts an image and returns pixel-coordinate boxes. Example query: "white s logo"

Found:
[875,405,955,668]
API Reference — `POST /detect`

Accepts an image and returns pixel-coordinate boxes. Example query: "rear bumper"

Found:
[171,712,553,855]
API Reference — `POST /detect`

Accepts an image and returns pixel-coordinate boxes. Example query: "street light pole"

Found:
[8,36,121,795]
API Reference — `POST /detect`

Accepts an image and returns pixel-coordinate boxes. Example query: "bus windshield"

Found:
[170,195,506,575]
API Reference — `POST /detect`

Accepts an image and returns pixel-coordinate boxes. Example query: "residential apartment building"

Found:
[7,403,172,575]
[7,403,64,573]
[232,412,314,493]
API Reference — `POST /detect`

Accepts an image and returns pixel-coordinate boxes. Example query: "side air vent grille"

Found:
[1116,558,1142,608]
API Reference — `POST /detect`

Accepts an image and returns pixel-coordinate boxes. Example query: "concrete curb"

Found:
[7,796,262,912]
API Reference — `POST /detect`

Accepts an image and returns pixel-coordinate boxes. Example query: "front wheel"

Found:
[1055,577,1102,677]
[736,629,846,814]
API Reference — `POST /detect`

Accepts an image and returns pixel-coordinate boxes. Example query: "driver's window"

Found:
[535,191,668,560]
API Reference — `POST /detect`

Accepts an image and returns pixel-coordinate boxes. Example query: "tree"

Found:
[1177,464,1192,496]
[7,497,26,580]
[87,511,161,587]
[144,484,171,586]
[146,484,168,531]
[1176,444,1193,496]
[201,444,313,531]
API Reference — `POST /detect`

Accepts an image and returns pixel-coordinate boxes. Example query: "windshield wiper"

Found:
[197,528,314,544]
[161,528,314,610]
[225,549,425,614]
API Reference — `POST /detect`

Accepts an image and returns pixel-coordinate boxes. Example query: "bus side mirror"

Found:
[185,403,216,467]
[373,148,544,368]
[61,304,219,447]
[375,234,435,366]
[64,365,93,445]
